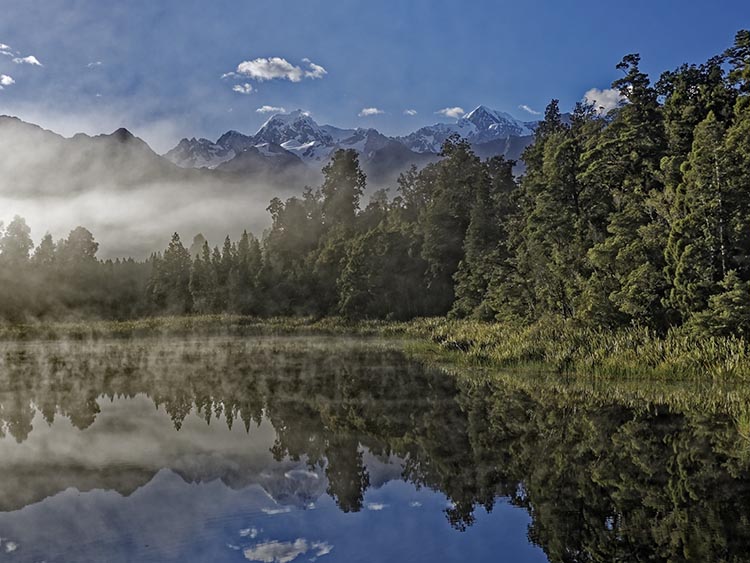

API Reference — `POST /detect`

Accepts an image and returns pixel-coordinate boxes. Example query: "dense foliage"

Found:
[3,32,750,337]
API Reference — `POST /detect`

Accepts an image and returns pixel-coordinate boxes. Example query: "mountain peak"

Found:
[462,106,533,138]
[110,128,136,142]
[255,109,331,147]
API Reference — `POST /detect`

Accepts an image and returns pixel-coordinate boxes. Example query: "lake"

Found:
[0,334,748,562]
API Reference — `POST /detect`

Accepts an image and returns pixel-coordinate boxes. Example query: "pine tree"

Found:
[582,55,669,327]
[667,112,729,318]
[452,157,515,319]
[149,233,193,313]
[0,216,33,265]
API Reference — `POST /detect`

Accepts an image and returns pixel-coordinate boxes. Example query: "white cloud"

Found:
[302,58,327,79]
[0,43,11,51]
[221,71,237,79]
[583,87,624,114]
[232,83,254,95]
[404,109,417,116]
[87,61,103,68]
[409,501,422,507]
[366,502,388,511]
[13,55,42,66]
[0,74,15,89]
[518,104,540,116]
[256,105,286,114]
[436,106,465,119]
[235,57,326,82]
[358,107,384,117]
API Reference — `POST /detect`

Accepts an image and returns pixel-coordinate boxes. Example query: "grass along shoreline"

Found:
[1,315,750,381]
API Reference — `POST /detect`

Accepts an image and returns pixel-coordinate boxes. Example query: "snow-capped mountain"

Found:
[162,105,537,181]
[163,137,236,169]
[397,105,535,153]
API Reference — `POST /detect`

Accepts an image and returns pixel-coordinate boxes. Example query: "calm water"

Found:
[0,335,748,562]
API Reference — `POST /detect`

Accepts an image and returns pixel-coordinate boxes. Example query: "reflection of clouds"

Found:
[243,539,306,563]
[1,539,19,553]
[261,507,292,515]
[240,527,260,538]
[284,469,319,480]
[243,539,332,563]
[311,541,333,556]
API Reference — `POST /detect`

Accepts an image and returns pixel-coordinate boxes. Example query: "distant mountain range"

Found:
[163,105,538,184]
[0,107,538,257]
[0,105,537,198]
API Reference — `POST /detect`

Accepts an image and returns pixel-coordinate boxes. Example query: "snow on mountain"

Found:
[398,105,534,154]
[163,137,235,169]
[463,105,534,139]
[255,109,333,147]
[397,120,478,154]
[163,105,538,172]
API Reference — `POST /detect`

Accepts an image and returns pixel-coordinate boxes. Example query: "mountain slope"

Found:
[163,105,537,187]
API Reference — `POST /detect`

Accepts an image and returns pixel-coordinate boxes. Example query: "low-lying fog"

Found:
[0,182,280,259]
[0,116,305,258]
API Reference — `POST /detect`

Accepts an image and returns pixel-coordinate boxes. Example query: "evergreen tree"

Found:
[149,233,193,313]
[452,157,515,319]
[583,54,669,327]
[190,241,217,313]
[420,135,485,313]
[0,216,33,265]
[667,112,730,318]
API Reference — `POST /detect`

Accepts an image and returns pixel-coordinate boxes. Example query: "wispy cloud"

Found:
[232,83,254,95]
[234,57,326,83]
[366,502,388,511]
[256,105,286,114]
[518,104,540,116]
[301,58,327,79]
[87,61,103,68]
[583,87,624,114]
[358,107,384,117]
[403,109,417,116]
[436,106,465,119]
[0,43,13,57]
[13,55,42,66]
[0,74,15,89]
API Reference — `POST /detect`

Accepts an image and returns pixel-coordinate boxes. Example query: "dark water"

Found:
[0,335,748,562]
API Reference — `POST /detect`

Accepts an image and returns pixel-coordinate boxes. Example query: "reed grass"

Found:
[2,314,750,382]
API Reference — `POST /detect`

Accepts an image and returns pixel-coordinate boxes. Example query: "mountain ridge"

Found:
[163,105,538,173]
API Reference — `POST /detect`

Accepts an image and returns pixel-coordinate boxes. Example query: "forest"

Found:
[1,30,750,340]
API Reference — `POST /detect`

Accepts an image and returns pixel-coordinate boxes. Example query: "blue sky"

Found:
[0,0,747,151]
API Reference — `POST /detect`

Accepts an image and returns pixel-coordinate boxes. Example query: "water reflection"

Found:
[0,335,749,562]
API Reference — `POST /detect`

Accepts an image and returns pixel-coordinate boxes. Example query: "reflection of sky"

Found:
[0,397,548,563]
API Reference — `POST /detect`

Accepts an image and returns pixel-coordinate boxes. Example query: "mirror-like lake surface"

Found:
[0,335,748,562]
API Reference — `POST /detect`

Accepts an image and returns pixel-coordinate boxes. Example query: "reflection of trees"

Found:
[1,336,750,561]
